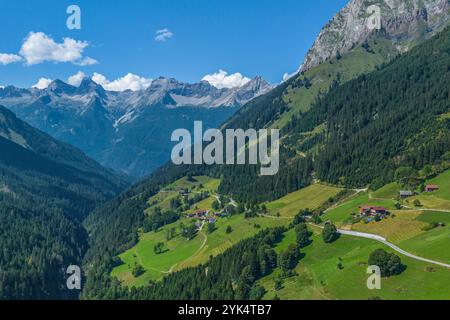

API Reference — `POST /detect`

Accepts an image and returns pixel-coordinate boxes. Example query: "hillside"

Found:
[0,106,127,299]
[225,0,449,133]
[82,23,450,300]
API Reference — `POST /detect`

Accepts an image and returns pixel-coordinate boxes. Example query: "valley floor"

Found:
[111,171,450,300]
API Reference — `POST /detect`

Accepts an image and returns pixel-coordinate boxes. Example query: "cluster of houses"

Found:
[186,209,229,227]
[359,206,388,219]
[357,184,441,222]
[399,184,440,198]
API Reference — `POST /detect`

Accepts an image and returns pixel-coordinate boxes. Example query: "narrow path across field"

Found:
[162,225,208,274]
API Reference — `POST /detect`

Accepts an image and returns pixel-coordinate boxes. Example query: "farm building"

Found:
[425,185,439,192]
[187,209,209,219]
[400,190,413,197]
[359,206,388,217]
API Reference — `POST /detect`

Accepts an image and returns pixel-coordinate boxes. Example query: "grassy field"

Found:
[175,214,288,270]
[259,226,450,300]
[112,174,450,298]
[322,192,396,226]
[351,210,426,243]
[111,219,205,287]
[398,211,450,264]
[402,170,450,210]
[112,183,343,287]
[145,176,220,213]
[370,182,402,200]
[265,184,342,218]
[112,212,289,286]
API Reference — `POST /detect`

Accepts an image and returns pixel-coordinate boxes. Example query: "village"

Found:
[356,184,441,222]
[186,209,225,229]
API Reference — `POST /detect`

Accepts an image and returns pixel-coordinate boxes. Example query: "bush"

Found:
[295,223,312,248]
[207,222,216,234]
[278,244,300,271]
[322,222,339,243]
[132,264,145,277]
[368,249,405,277]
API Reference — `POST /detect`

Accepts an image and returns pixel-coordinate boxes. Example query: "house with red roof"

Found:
[359,205,388,217]
[425,185,439,192]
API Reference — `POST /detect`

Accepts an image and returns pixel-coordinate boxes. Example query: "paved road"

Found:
[402,205,450,213]
[337,229,450,269]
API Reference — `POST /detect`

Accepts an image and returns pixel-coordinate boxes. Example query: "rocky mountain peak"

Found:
[47,79,77,95]
[301,0,450,72]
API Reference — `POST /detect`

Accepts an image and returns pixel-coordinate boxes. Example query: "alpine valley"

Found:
[1,0,450,301]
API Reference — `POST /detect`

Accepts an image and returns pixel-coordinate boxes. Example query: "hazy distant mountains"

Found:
[0,76,272,177]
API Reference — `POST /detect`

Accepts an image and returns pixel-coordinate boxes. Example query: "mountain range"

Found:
[1,0,449,301]
[0,76,272,177]
[80,0,450,300]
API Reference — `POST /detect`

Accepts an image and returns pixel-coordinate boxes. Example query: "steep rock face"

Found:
[301,0,450,71]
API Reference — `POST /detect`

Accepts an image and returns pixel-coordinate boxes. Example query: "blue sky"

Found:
[0,0,348,88]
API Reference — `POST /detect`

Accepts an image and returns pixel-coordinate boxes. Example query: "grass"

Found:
[175,214,288,271]
[371,182,402,200]
[273,38,398,130]
[405,170,450,210]
[259,226,450,300]
[407,195,450,211]
[351,210,427,243]
[111,219,204,287]
[323,192,396,227]
[146,176,220,213]
[112,183,344,287]
[265,184,342,218]
[398,211,450,264]
[423,170,450,201]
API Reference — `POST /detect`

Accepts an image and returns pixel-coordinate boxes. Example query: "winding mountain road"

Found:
[337,229,450,269]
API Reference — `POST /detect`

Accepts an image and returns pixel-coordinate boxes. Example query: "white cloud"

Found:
[282,65,302,82]
[0,85,4,89]
[0,53,23,65]
[75,57,98,66]
[202,70,251,89]
[155,28,174,42]
[67,71,86,86]
[92,73,152,91]
[19,32,97,66]
[32,78,52,89]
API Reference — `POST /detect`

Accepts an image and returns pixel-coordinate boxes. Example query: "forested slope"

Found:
[0,106,127,299]
[82,26,450,300]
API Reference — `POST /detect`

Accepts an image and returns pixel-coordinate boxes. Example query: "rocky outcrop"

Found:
[301,0,450,72]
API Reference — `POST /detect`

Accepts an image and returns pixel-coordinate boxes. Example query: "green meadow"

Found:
[323,192,396,226]
[266,184,342,218]
[111,174,450,298]
[260,226,450,300]
[111,182,340,287]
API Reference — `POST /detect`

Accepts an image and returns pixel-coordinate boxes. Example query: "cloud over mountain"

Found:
[92,73,152,91]
[32,78,52,89]
[67,71,86,86]
[202,70,251,89]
